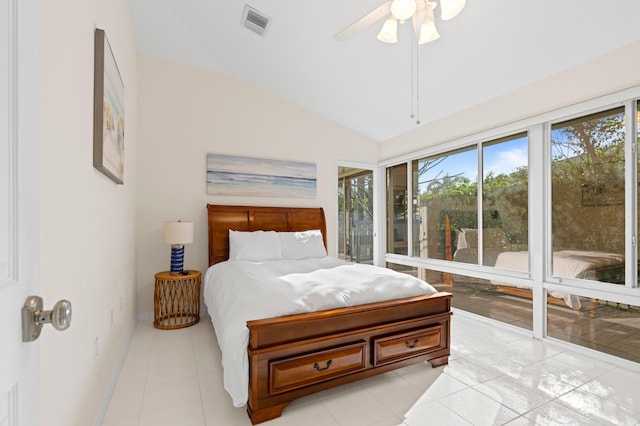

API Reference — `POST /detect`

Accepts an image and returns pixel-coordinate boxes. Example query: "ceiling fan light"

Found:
[419,21,440,44]
[390,0,417,21]
[377,18,398,43]
[440,0,465,20]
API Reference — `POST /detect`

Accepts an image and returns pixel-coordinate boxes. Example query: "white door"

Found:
[0,0,40,425]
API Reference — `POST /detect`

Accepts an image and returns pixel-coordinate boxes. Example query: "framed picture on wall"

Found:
[93,28,125,184]
[206,153,317,198]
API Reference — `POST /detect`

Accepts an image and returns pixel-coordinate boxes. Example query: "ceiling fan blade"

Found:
[333,1,392,41]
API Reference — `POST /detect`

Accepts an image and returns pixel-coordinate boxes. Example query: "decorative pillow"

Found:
[280,230,327,259]
[228,230,283,261]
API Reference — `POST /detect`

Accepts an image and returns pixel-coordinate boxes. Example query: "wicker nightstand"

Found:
[153,270,201,329]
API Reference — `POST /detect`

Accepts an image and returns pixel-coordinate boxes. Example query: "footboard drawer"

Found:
[373,325,445,366]
[269,341,367,395]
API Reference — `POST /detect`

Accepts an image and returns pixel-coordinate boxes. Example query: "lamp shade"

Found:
[163,221,194,245]
[440,0,465,21]
[419,21,440,44]
[377,18,398,43]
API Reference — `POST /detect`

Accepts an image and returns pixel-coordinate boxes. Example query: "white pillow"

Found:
[280,230,327,260]
[228,230,283,261]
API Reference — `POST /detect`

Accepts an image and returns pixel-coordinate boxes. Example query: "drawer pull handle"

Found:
[313,360,333,371]
[405,339,419,349]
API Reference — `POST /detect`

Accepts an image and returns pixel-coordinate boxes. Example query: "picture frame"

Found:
[207,153,317,198]
[93,28,125,184]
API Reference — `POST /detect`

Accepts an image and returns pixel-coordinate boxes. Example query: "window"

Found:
[397,134,531,330]
[410,134,528,268]
[383,96,640,361]
[387,163,408,255]
[551,107,625,284]
[545,106,640,356]
[547,293,640,364]
[412,147,478,262]
[482,134,529,268]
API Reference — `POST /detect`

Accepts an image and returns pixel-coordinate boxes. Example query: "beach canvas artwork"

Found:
[93,29,124,184]
[207,154,317,198]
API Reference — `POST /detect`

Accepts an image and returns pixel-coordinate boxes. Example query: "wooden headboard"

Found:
[207,204,327,266]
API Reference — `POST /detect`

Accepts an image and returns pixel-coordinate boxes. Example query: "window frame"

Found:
[379,88,640,341]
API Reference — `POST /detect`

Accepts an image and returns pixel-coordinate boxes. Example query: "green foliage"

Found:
[422,175,477,200]
[550,111,626,253]
[340,173,373,220]
[418,167,529,204]
[551,112,625,186]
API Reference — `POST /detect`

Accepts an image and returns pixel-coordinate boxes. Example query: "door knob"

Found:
[22,296,72,342]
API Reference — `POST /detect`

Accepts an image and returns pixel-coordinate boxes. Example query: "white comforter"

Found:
[203,257,437,407]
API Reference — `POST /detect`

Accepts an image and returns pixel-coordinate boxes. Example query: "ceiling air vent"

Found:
[242,5,271,37]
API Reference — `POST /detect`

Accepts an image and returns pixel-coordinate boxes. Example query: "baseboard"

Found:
[138,311,153,321]
[93,317,139,426]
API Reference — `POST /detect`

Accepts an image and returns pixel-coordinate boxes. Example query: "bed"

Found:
[205,204,452,424]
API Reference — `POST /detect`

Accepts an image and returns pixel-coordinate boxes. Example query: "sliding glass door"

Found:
[338,166,374,264]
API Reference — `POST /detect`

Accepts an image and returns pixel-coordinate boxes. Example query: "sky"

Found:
[418,135,528,189]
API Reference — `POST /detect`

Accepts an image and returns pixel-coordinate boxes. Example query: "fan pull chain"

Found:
[410,37,415,121]
[409,33,421,126]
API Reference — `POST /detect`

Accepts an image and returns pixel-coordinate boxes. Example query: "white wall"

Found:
[380,41,640,159]
[136,55,378,314]
[39,1,138,425]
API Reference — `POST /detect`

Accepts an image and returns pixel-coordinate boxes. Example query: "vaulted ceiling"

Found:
[129,0,640,142]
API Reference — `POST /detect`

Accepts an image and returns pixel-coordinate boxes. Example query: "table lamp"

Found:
[163,220,194,274]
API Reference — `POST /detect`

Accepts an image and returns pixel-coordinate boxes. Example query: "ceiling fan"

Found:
[334,0,466,45]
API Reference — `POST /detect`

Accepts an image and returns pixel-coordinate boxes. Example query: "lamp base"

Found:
[170,244,185,274]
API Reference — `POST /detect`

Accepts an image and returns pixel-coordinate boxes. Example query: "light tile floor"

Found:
[101,313,640,426]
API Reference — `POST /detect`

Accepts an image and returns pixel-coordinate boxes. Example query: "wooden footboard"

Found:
[246,292,452,424]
